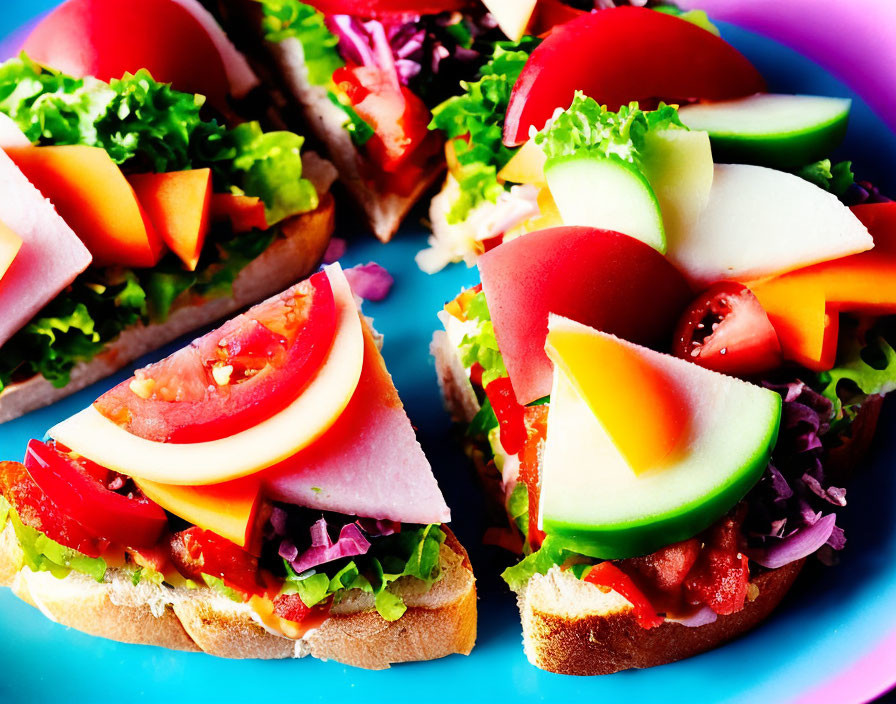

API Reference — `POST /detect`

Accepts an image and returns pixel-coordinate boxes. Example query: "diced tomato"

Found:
[334,66,432,173]
[621,539,701,593]
[518,404,548,550]
[673,282,782,376]
[168,526,261,596]
[484,376,528,455]
[23,440,167,549]
[684,512,750,616]
[584,561,664,629]
[272,593,312,623]
[0,461,110,558]
[94,271,337,443]
[469,362,485,388]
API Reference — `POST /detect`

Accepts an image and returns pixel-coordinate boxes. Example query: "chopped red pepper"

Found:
[485,376,528,455]
[518,405,549,550]
[584,561,664,629]
[168,527,262,597]
[469,362,484,388]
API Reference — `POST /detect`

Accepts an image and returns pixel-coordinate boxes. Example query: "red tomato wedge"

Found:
[672,282,782,376]
[0,461,110,558]
[23,440,167,550]
[23,0,230,108]
[503,7,766,146]
[129,169,213,272]
[334,66,433,173]
[478,226,691,405]
[530,0,585,35]
[211,194,268,233]
[94,271,337,443]
[5,145,163,268]
[306,0,472,16]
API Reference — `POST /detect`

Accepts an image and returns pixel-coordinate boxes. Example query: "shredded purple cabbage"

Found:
[743,380,847,567]
[322,237,347,264]
[345,262,394,301]
[669,605,718,628]
[846,180,893,206]
[326,11,497,106]
[280,518,371,574]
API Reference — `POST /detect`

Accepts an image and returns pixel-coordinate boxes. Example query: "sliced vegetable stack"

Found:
[432,5,896,674]
[0,265,475,668]
[0,51,336,422]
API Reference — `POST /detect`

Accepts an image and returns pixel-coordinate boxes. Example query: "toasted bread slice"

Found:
[0,192,334,424]
[432,329,820,674]
[212,0,445,242]
[516,560,803,675]
[0,523,476,669]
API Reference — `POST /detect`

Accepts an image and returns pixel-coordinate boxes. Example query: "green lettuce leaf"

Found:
[258,0,344,86]
[0,495,9,531]
[467,397,498,438]
[202,573,246,603]
[507,481,529,543]
[653,7,721,35]
[796,159,855,200]
[501,535,580,592]
[8,507,106,583]
[458,291,508,387]
[430,38,539,223]
[328,91,374,146]
[819,333,896,424]
[283,524,446,622]
[535,92,686,164]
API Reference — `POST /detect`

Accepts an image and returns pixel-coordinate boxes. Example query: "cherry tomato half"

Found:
[24,440,167,550]
[672,282,781,376]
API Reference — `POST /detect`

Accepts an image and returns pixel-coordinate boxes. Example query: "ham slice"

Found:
[0,149,92,348]
[263,324,451,525]
[0,114,30,148]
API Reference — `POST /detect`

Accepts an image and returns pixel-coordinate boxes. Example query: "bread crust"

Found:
[517,560,804,675]
[215,0,444,242]
[0,194,334,424]
[0,523,476,669]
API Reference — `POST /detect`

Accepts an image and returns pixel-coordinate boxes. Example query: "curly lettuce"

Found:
[258,0,344,86]
[796,159,855,201]
[457,291,508,387]
[284,524,446,622]
[535,92,686,165]
[430,38,539,223]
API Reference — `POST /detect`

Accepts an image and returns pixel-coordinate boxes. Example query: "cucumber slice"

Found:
[679,94,851,169]
[545,154,666,253]
[539,318,782,560]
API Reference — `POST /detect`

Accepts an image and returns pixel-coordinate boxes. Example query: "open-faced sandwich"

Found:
[432,38,896,672]
[0,264,476,668]
[0,0,340,423]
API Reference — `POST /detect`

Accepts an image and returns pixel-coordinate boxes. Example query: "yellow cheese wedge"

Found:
[545,315,688,474]
[49,264,365,485]
[498,138,547,186]
[134,475,260,548]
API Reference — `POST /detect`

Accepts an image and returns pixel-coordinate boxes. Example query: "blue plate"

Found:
[1,5,894,702]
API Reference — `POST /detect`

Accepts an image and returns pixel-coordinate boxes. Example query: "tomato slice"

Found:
[503,7,765,146]
[168,526,261,596]
[306,0,472,16]
[334,66,433,173]
[683,512,750,616]
[672,282,781,376]
[0,461,110,558]
[94,271,337,443]
[23,440,167,550]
